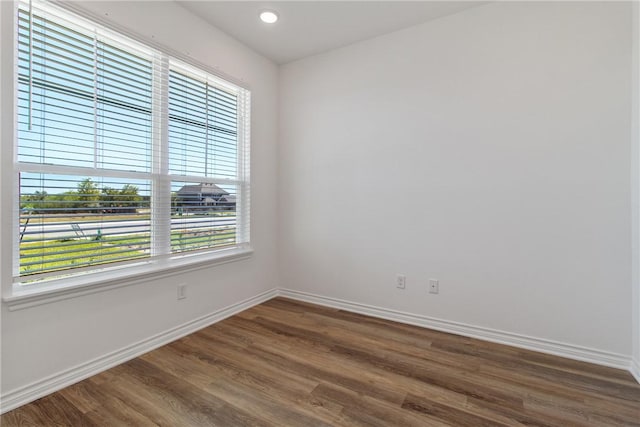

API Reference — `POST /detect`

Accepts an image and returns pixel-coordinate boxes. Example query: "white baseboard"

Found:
[632,358,640,384]
[0,288,278,414]
[278,288,634,373]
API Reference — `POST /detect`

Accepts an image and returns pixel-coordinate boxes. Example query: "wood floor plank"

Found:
[143,341,343,425]
[402,393,510,427]
[115,358,251,426]
[58,381,157,426]
[19,394,96,427]
[2,297,640,426]
[202,372,336,427]
[311,382,450,427]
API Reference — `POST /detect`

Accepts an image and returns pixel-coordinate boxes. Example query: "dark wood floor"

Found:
[2,297,640,426]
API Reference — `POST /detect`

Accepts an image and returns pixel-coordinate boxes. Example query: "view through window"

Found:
[15,1,251,283]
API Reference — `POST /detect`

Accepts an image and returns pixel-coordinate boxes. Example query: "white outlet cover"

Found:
[177,284,187,300]
[429,279,439,294]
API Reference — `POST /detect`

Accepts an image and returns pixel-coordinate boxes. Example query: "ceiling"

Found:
[177,1,484,64]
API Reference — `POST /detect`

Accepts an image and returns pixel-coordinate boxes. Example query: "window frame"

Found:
[1,0,252,308]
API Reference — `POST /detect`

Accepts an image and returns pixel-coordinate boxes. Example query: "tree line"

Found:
[21,178,145,214]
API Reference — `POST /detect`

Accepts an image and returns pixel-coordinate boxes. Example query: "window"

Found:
[14,0,250,286]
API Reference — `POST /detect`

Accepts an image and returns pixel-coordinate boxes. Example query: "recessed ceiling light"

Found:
[260,10,279,24]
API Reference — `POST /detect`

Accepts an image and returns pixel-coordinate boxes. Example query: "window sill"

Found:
[2,247,253,311]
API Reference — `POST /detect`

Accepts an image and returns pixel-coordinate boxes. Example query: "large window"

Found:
[14,1,250,284]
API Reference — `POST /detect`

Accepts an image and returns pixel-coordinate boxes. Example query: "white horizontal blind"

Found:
[168,62,248,254]
[14,0,250,283]
[17,3,154,171]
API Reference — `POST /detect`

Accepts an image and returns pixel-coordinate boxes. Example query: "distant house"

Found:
[175,183,236,212]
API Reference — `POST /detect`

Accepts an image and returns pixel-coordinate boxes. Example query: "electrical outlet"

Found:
[396,274,406,289]
[429,279,439,294]
[177,283,187,300]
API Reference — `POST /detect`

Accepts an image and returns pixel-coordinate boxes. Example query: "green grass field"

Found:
[20,239,147,275]
[20,229,236,275]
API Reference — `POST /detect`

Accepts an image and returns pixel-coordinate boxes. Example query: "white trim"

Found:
[1,0,18,297]
[631,0,640,393]
[4,247,253,311]
[278,289,634,372]
[632,358,640,384]
[0,288,278,414]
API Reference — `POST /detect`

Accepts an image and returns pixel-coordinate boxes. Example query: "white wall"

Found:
[0,0,4,400]
[279,2,632,356]
[632,0,640,380]
[0,1,279,396]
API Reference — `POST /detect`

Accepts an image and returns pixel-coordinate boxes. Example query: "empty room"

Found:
[1,0,640,425]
